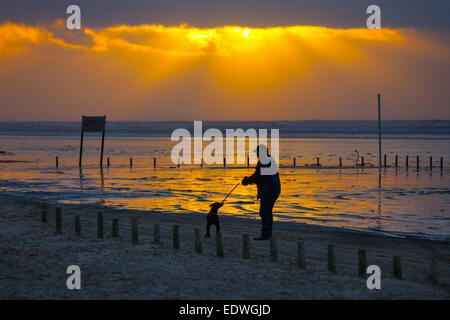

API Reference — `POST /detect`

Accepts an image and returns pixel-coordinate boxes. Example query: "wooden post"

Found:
[74,215,81,237]
[194,229,202,254]
[406,155,409,170]
[297,241,305,269]
[395,155,398,168]
[130,158,133,168]
[173,225,179,249]
[270,237,277,262]
[293,157,296,167]
[316,157,320,166]
[79,128,84,167]
[393,256,402,279]
[201,158,203,168]
[107,157,110,168]
[430,257,438,284]
[339,157,342,168]
[153,224,160,243]
[223,157,226,167]
[100,130,105,167]
[97,212,103,239]
[55,207,62,234]
[384,154,387,168]
[112,219,119,238]
[243,234,250,259]
[430,156,433,170]
[416,156,420,170]
[216,232,224,257]
[361,156,365,166]
[247,156,250,167]
[440,157,443,171]
[378,93,382,170]
[41,211,47,223]
[153,157,156,168]
[131,218,138,244]
[358,250,366,278]
[56,156,59,168]
[328,245,336,273]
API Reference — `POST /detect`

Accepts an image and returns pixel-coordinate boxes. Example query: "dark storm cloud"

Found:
[0,0,449,30]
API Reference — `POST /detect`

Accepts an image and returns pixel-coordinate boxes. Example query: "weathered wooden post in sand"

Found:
[339,157,342,168]
[430,157,433,171]
[216,233,224,257]
[107,157,110,168]
[74,215,81,237]
[97,212,103,239]
[55,207,62,234]
[361,156,365,167]
[194,229,202,254]
[153,224,160,243]
[223,157,226,167]
[56,156,59,168]
[130,158,133,168]
[243,235,250,259]
[131,218,138,244]
[270,238,277,262]
[293,157,296,167]
[297,241,305,269]
[328,245,336,273]
[112,219,119,238]
[358,250,367,278]
[395,155,398,168]
[79,116,106,167]
[406,155,409,170]
[416,156,420,171]
[393,256,402,279]
[173,225,180,249]
[430,257,438,284]
[153,157,156,168]
[440,157,443,171]
[41,211,47,223]
[384,154,387,168]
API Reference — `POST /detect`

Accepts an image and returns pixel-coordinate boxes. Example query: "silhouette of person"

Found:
[242,145,281,240]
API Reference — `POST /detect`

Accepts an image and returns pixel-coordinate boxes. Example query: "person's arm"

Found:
[242,162,261,185]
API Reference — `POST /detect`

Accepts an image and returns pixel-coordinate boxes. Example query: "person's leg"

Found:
[259,194,277,239]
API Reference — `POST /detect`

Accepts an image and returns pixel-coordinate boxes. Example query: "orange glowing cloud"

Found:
[0,22,448,121]
[80,24,403,88]
[0,22,403,88]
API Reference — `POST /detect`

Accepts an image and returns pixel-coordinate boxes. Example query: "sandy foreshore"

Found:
[0,195,449,299]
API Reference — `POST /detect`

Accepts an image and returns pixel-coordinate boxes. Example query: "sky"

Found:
[0,0,449,120]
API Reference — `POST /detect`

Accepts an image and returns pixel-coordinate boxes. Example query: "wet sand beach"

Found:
[1,195,449,299]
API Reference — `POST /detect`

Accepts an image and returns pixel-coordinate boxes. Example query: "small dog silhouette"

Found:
[205,202,223,238]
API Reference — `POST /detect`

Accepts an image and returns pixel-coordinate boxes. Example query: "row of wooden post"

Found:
[41,208,439,283]
[55,157,158,168]
[290,156,444,170]
[55,155,444,170]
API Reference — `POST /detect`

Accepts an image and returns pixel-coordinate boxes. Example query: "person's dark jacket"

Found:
[246,157,281,199]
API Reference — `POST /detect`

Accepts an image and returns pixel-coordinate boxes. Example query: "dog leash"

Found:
[220,182,240,204]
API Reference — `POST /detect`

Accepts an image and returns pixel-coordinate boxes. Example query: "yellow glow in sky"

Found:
[0,22,448,120]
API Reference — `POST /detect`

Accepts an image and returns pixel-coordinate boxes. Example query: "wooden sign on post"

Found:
[79,116,106,167]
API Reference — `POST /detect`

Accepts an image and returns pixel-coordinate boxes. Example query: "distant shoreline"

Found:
[0,120,449,138]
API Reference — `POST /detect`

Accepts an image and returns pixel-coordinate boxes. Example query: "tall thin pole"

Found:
[79,129,84,167]
[100,130,105,167]
[378,94,382,170]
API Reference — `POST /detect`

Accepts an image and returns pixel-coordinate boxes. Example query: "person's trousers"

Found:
[259,193,279,238]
